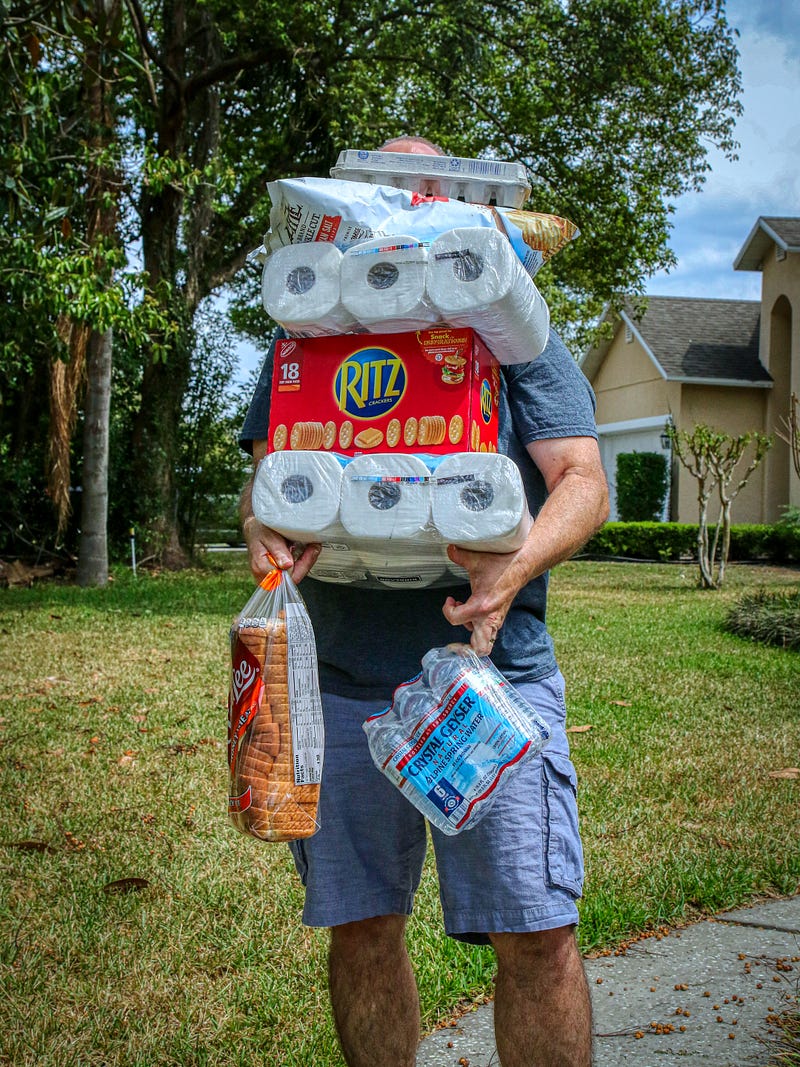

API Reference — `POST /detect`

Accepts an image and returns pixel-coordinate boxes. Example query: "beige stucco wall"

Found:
[590,248,800,524]
[591,331,677,424]
[672,384,770,525]
[757,250,799,513]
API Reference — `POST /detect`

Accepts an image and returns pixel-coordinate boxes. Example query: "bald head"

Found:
[380,136,445,156]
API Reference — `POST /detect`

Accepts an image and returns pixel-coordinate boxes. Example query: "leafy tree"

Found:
[0,2,170,570]
[2,0,744,565]
[176,307,251,552]
[776,391,800,480]
[667,422,772,588]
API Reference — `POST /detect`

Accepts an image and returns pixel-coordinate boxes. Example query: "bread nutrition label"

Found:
[285,602,325,785]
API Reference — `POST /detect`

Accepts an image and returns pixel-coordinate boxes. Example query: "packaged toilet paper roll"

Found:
[312,543,369,584]
[359,540,449,589]
[340,236,438,333]
[431,452,532,552]
[340,454,432,540]
[426,228,550,363]
[262,243,355,336]
[252,451,346,543]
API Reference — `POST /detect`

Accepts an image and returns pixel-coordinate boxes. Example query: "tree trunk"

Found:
[77,328,113,586]
[717,499,733,588]
[62,0,120,576]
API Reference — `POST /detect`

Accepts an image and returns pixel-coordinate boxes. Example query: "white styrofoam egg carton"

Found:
[330,150,531,209]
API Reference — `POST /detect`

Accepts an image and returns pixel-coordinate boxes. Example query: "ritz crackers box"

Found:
[268,327,500,457]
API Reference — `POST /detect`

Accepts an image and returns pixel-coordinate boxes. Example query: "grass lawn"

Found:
[1,555,798,1065]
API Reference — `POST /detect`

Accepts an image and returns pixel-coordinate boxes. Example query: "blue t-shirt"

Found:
[239,329,598,700]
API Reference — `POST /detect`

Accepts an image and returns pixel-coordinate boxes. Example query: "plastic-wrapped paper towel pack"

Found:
[261,227,550,363]
[261,243,355,337]
[427,228,550,364]
[251,451,532,589]
[339,236,438,334]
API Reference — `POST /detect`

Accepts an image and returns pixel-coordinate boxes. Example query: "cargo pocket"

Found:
[541,752,584,897]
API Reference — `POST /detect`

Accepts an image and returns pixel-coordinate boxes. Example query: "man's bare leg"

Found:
[328,914,419,1067]
[490,926,592,1067]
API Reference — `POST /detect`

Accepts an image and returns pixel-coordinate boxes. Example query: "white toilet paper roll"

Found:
[312,543,369,584]
[431,452,532,552]
[340,236,439,333]
[261,243,355,336]
[252,451,345,543]
[359,540,448,589]
[340,454,432,540]
[367,561,447,589]
[426,228,550,363]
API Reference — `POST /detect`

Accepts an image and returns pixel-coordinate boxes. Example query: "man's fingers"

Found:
[442,596,474,632]
[291,542,322,582]
[470,618,498,657]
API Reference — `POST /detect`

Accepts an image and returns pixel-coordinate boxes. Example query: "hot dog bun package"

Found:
[228,563,324,841]
[362,644,551,835]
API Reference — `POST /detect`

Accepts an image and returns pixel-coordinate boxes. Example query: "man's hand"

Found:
[241,438,321,583]
[242,514,321,583]
[442,435,609,655]
[442,544,528,656]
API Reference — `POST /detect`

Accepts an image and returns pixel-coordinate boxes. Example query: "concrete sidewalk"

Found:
[417,896,800,1067]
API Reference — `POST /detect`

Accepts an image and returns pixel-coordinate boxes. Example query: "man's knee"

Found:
[330,914,409,962]
[490,925,581,980]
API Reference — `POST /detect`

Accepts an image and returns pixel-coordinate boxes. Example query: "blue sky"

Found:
[647,0,800,301]
[234,1,799,377]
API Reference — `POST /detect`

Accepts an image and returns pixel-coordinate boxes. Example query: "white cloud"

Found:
[647,0,799,300]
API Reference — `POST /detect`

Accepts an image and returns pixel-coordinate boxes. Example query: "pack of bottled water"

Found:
[362,643,551,835]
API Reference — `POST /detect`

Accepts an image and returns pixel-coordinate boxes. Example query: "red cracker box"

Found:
[269,328,500,457]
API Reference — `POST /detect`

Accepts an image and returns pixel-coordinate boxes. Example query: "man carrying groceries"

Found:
[239,137,609,1067]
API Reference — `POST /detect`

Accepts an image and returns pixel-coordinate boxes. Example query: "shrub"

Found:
[584,522,696,561]
[583,522,800,563]
[615,451,669,522]
[725,588,800,650]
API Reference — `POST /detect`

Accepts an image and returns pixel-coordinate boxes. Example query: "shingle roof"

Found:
[762,217,800,246]
[625,296,771,383]
[734,215,800,271]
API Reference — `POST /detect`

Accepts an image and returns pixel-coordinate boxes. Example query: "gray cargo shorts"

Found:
[288,669,583,944]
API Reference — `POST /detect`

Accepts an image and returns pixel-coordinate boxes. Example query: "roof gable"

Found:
[581,296,771,386]
[734,215,800,271]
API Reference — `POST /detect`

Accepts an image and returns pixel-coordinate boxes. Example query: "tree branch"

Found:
[123,0,181,92]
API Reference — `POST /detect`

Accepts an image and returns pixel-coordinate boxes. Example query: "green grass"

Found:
[1,556,798,1065]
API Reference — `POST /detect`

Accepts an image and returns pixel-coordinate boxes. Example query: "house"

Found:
[580,216,800,523]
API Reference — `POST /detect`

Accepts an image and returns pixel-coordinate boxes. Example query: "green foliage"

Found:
[175,308,252,553]
[666,421,773,588]
[615,451,669,521]
[585,522,800,563]
[1,1,746,560]
[725,588,800,651]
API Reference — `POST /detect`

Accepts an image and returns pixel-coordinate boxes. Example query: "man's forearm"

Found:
[517,467,608,583]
